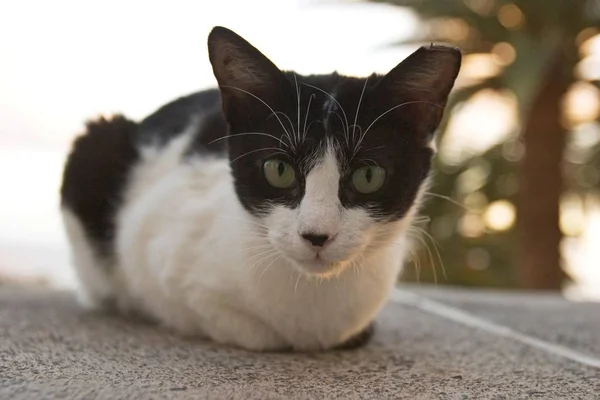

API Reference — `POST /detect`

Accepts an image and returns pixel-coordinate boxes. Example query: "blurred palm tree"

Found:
[366,0,600,289]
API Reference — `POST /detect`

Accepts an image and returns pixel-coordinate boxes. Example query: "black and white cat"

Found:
[60,27,461,351]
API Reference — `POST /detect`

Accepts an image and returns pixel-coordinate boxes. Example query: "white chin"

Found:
[292,256,346,277]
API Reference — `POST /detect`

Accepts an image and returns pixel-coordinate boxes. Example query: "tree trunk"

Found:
[517,52,571,290]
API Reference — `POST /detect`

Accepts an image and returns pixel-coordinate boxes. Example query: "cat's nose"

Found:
[301,232,332,248]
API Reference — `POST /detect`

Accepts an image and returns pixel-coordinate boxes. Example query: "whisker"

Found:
[406,227,446,285]
[294,272,302,293]
[405,230,438,285]
[411,225,443,251]
[229,148,286,164]
[208,132,289,149]
[371,225,440,285]
[351,125,363,148]
[354,100,443,155]
[356,158,380,168]
[231,237,269,247]
[242,243,273,252]
[249,250,280,271]
[230,232,268,241]
[247,244,276,255]
[412,215,431,223]
[352,77,369,144]
[305,119,324,137]
[293,73,301,147]
[328,110,348,145]
[230,232,269,240]
[229,231,268,239]
[367,145,388,152]
[424,191,468,210]
[258,255,281,284]
[303,93,316,141]
[270,111,297,149]
[215,216,269,229]
[302,83,349,136]
[248,248,278,262]
[221,85,294,147]
[248,252,275,270]
[409,247,422,284]
[410,226,447,280]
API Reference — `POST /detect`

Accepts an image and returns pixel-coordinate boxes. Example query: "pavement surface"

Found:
[1,284,598,399]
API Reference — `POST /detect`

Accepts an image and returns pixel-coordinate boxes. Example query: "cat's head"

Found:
[208,26,461,277]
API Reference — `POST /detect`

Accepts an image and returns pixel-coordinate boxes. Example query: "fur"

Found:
[60,26,461,351]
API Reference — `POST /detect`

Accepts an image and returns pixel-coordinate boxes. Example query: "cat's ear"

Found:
[380,44,462,105]
[375,45,462,139]
[207,27,287,115]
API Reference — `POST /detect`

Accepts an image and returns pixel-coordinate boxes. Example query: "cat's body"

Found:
[60,27,461,351]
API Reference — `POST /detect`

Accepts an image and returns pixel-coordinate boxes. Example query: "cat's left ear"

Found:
[207,27,288,117]
[376,45,462,139]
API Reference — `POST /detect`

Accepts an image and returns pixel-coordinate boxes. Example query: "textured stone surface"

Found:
[411,285,600,358]
[1,285,598,399]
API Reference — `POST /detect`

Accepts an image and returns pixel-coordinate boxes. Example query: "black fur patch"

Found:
[61,115,139,259]
[334,322,376,351]
[137,89,226,154]
[207,26,461,220]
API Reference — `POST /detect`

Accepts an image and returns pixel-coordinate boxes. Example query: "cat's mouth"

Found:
[267,230,361,277]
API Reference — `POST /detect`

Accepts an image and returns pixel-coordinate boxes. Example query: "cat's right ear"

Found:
[373,44,462,143]
[207,27,287,116]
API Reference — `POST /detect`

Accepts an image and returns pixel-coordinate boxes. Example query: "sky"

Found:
[0,0,417,287]
[0,0,416,148]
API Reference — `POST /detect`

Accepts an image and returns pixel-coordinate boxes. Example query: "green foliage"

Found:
[365,0,600,287]
[403,143,520,287]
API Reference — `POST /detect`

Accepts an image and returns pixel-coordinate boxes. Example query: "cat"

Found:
[60,26,461,351]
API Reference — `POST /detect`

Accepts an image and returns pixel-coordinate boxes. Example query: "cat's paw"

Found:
[201,308,290,352]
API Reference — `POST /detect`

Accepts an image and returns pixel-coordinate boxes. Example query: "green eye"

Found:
[352,166,386,194]
[263,159,296,188]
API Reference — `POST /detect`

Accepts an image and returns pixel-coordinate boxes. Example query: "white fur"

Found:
[62,210,114,309]
[267,146,377,277]
[62,130,420,351]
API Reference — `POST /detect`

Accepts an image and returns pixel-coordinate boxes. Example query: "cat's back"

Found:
[60,89,229,307]
[136,88,226,152]
[61,89,227,254]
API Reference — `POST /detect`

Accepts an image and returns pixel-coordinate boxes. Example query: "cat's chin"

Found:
[290,257,349,278]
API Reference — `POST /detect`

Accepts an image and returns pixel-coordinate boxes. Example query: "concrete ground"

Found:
[1,284,598,400]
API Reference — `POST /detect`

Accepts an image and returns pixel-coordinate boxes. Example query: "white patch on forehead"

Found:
[305,145,339,198]
[322,89,338,129]
[297,144,341,236]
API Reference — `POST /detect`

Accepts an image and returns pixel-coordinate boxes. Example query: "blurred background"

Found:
[1,0,599,300]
